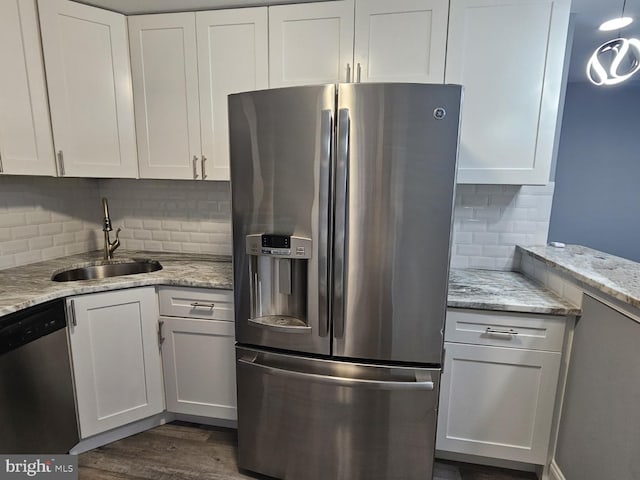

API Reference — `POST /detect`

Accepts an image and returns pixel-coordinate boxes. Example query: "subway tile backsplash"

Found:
[450,183,555,270]
[99,179,231,256]
[0,177,553,271]
[0,176,101,269]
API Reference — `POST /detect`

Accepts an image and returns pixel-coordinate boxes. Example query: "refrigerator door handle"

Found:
[237,358,434,391]
[333,108,350,339]
[318,109,333,338]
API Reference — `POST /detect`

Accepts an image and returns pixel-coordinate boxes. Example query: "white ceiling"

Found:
[74,0,640,84]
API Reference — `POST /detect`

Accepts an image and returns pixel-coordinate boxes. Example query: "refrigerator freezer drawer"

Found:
[236,346,440,480]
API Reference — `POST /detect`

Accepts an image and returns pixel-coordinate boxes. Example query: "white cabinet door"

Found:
[129,8,268,181]
[446,0,570,184]
[437,342,561,464]
[269,0,355,87]
[197,8,268,181]
[161,317,237,420]
[38,0,138,178]
[68,288,164,438]
[0,0,55,176]
[353,0,448,83]
[128,13,201,180]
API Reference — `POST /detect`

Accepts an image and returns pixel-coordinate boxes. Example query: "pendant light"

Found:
[587,0,640,86]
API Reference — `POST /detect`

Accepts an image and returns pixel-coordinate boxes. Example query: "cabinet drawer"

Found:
[445,309,566,352]
[158,287,233,321]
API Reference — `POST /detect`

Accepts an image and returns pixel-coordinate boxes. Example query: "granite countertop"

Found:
[449,269,580,315]
[0,250,579,318]
[0,250,232,317]
[518,244,640,309]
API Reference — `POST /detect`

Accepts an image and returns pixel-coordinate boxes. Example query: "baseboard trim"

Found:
[435,450,537,473]
[174,413,237,429]
[549,460,567,480]
[69,412,175,454]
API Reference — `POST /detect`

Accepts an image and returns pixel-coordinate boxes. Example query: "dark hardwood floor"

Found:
[78,422,538,480]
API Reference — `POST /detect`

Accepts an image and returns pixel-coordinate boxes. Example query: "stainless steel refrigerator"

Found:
[229,83,461,480]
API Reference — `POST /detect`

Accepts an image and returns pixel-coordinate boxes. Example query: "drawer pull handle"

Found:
[191,302,215,310]
[485,327,518,338]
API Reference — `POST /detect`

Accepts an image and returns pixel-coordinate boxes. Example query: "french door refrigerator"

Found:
[229,83,461,480]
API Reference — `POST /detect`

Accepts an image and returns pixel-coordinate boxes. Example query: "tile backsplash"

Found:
[0,176,101,269]
[0,177,553,271]
[99,179,231,256]
[450,183,555,270]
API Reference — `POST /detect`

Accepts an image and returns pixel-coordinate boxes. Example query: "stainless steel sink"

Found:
[51,259,163,282]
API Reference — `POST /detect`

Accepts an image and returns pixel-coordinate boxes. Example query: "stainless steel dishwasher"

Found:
[0,299,79,453]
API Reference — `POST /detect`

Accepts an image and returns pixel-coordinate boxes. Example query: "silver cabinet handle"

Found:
[0,152,4,173]
[346,63,351,83]
[191,302,215,310]
[333,108,350,339]
[356,63,362,83]
[193,155,199,179]
[201,155,207,180]
[238,358,434,391]
[57,150,65,176]
[485,327,519,338]
[67,299,77,327]
[158,320,165,346]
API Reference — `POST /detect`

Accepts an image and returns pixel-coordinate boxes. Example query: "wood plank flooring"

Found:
[78,422,538,480]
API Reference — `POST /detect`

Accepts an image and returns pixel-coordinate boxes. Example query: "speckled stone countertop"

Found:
[518,244,640,310]
[0,250,578,318]
[449,269,580,315]
[0,250,232,317]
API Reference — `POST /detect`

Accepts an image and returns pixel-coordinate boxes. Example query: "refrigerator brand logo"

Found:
[433,107,446,120]
[587,37,640,86]
[2,456,77,479]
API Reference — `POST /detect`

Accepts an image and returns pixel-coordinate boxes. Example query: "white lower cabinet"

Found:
[158,287,237,420]
[67,287,165,439]
[437,309,565,465]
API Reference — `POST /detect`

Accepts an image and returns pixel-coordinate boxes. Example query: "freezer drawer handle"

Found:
[485,327,519,338]
[237,358,434,391]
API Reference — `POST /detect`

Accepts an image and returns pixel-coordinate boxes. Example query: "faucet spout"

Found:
[101,198,120,259]
[102,197,112,232]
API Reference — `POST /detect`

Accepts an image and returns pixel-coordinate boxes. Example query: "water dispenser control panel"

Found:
[246,234,312,259]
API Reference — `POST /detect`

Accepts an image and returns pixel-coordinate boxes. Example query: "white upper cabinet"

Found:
[38,0,138,178]
[197,9,269,180]
[269,0,355,86]
[446,0,570,185]
[129,8,268,181]
[128,13,201,180]
[0,0,55,176]
[353,0,448,83]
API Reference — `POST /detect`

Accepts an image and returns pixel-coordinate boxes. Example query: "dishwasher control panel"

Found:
[0,299,66,355]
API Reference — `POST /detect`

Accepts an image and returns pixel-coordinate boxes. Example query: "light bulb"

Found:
[599,17,634,31]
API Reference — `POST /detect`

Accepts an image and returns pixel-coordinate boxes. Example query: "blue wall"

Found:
[548,82,640,262]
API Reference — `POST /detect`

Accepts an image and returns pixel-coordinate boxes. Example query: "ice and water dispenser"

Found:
[246,234,312,332]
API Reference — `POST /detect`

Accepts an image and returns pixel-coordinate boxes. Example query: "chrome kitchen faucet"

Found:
[102,197,120,259]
